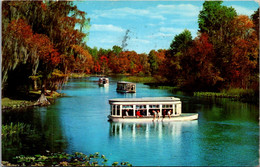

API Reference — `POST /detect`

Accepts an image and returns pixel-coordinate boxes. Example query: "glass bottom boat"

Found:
[108,97,198,122]
[99,77,109,87]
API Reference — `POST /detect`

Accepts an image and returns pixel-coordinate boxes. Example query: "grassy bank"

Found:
[69,73,90,78]
[194,88,258,103]
[120,76,157,83]
[1,98,35,110]
[29,90,63,99]
[156,86,179,91]
[2,91,63,110]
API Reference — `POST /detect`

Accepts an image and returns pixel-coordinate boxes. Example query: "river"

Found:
[2,76,259,166]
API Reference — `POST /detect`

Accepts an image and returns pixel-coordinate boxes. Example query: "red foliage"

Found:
[7,19,60,66]
[40,2,47,11]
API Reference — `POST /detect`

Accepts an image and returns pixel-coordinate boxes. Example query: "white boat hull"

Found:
[108,113,198,122]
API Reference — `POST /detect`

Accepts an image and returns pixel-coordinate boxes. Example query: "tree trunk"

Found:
[34,93,50,106]
[34,84,50,106]
[34,79,38,91]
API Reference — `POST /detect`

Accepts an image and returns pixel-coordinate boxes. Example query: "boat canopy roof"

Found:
[109,97,180,103]
[117,81,135,84]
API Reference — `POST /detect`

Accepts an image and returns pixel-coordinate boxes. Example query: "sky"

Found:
[74,1,259,54]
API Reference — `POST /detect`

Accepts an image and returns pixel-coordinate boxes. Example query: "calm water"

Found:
[2,76,259,166]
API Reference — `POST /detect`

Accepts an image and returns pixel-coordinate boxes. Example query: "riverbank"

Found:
[2,90,63,110]
[1,98,35,110]
[120,76,158,83]
[194,88,258,104]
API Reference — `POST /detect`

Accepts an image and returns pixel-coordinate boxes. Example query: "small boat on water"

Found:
[99,77,109,87]
[116,81,136,93]
[108,97,198,122]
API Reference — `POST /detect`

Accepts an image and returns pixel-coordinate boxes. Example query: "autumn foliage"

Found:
[1,1,259,96]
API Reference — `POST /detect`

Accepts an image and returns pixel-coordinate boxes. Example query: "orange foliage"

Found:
[72,45,94,73]
[7,19,60,66]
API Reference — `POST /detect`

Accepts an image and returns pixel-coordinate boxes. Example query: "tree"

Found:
[198,1,237,41]
[112,45,122,56]
[169,29,192,54]
[148,50,159,75]
[99,56,109,74]
[182,33,222,90]
[251,8,259,37]
[228,15,259,88]
[2,1,90,103]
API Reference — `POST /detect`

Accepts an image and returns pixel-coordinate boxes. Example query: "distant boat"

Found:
[108,97,198,122]
[99,77,109,87]
[116,81,136,93]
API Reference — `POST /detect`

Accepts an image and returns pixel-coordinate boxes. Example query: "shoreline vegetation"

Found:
[2,152,132,166]
[120,76,258,104]
[194,89,258,103]
[1,90,63,111]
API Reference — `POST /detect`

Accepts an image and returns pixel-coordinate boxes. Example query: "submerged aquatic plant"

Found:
[2,122,33,137]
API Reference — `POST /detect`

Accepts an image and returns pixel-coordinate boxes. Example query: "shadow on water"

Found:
[2,107,68,163]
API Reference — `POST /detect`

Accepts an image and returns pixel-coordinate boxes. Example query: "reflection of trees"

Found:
[2,107,68,163]
[196,98,259,122]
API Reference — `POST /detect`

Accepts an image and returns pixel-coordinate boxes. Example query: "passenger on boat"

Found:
[152,110,157,121]
[163,109,166,118]
[136,110,143,118]
[123,110,129,119]
[168,110,172,118]
[141,110,145,116]
[157,110,160,120]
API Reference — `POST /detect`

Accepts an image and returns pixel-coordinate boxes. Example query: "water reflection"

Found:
[109,121,198,140]
[116,92,136,98]
[99,85,109,93]
[2,107,68,162]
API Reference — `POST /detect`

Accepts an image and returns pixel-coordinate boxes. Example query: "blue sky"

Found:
[74,1,259,54]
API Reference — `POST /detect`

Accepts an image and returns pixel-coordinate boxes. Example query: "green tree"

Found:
[169,29,192,54]
[198,1,237,41]
[112,45,123,56]
[148,50,159,75]
[198,1,237,89]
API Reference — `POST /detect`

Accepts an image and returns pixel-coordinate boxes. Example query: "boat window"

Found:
[117,105,120,115]
[136,105,146,109]
[128,109,134,116]
[149,105,159,108]
[162,104,173,108]
[112,105,116,115]
[122,105,133,109]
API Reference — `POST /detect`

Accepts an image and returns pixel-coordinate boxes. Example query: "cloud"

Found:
[90,7,150,19]
[148,27,198,39]
[91,24,125,32]
[156,4,200,17]
[230,5,255,16]
[90,3,199,21]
